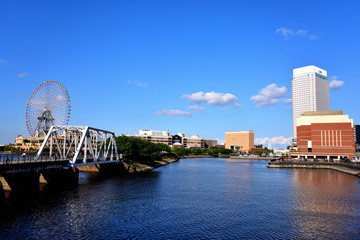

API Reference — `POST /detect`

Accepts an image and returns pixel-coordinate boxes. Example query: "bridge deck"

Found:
[1,154,66,165]
[0,154,120,174]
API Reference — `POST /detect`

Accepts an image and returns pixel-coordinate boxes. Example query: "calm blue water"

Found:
[1,158,360,239]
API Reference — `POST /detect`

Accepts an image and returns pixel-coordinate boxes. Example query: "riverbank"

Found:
[77,157,180,174]
[268,161,360,177]
[119,157,179,174]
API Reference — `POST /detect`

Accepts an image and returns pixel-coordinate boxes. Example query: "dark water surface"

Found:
[1,158,360,239]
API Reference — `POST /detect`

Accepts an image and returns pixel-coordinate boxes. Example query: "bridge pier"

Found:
[0,181,5,202]
[3,172,40,193]
[99,163,122,175]
[42,168,79,187]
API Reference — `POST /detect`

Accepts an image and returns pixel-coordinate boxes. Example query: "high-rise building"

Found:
[292,65,330,140]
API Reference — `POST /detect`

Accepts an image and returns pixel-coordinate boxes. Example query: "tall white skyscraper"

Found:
[292,65,330,140]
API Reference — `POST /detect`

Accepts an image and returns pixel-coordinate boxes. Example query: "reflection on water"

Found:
[288,169,360,239]
[0,158,360,239]
[292,169,358,215]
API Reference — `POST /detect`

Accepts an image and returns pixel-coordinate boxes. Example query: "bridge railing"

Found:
[0,154,68,165]
[0,154,119,165]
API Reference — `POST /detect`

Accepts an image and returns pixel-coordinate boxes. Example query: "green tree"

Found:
[115,135,173,165]
[254,150,262,155]
[264,147,272,155]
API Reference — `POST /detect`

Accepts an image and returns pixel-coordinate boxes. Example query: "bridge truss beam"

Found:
[36,126,119,167]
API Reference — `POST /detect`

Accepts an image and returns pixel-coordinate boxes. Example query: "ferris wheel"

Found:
[26,80,71,136]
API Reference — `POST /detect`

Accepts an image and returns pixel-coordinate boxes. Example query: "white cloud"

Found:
[255,136,292,147]
[216,138,224,145]
[18,72,28,78]
[284,98,292,104]
[188,105,205,113]
[182,91,239,107]
[329,76,344,90]
[156,110,191,117]
[276,27,317,40]
[127,80,149,88]
[250,83,288,107]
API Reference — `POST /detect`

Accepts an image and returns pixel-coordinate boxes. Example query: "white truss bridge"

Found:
[35,125,120,167]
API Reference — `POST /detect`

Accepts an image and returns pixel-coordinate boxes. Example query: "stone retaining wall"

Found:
[268,161,360,176]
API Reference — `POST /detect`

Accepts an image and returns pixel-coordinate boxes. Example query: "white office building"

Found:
[135,130,172,145]
[139,130,170,137]
[292,65,330,140]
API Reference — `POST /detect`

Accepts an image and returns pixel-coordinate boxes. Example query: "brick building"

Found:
[291,110,355,161]
[250,145,264,154]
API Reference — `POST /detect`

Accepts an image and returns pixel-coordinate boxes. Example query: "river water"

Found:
[0,158,360,239]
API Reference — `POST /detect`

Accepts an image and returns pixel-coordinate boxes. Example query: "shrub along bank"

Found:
[171,146,232,156]
[115,135,177,168]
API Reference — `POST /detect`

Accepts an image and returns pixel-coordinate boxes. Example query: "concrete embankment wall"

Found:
[231,156,275,160]
[0,177,11,191]
[77,165,100,172]
[268,161,360,177]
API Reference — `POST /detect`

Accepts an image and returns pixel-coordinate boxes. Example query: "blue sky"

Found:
[1,0,359,147]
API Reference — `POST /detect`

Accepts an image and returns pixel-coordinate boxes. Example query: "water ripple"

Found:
[0,159,360,239]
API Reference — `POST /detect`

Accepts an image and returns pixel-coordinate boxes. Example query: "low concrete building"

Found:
[133,130,216,149]
[273,148,289,156]
[171,133,187,147]
[186,135,204,148]
[13,130,101,152]
[204,139,218,149]
[14,131,47,151]
[291,110,355,160]
[138,130,172,145]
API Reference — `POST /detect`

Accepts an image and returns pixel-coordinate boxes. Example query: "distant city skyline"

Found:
[1,1,359,147]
